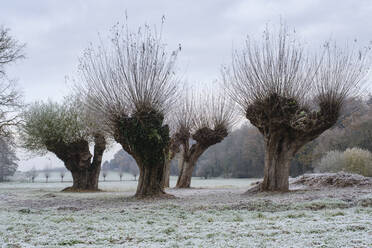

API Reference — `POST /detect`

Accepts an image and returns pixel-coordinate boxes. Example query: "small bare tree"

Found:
[78,20,180,198]
[20,96,107,191]
[175,90,235,188]
[223,25,369,192]
[59,169,66,182]
[118,165,124,181]
[44,165,50,183]
[26,166,38,183]
[102,169,108,182]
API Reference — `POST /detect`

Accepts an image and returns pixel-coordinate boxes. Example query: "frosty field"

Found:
[0,177,371,248]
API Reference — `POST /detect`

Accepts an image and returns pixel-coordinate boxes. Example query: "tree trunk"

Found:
[61,135,106,192]
[176,144,205,188]
[70,169,89,190]
[88,134,106,190]
[67,168,101,191]
[260,136,299,192]
[162,159,171,188]
[176,160,197,188]
[67,163,103,191]
[135,160,166,198]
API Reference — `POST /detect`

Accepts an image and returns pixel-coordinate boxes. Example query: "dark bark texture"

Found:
[161,135,182,188]
[113,108,171,198]
[46,133,106,191]
[176,126,228,188]
[246,93,340,192]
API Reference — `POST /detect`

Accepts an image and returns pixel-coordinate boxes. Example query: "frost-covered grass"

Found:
[0,177,255,191]
[0,178,371,247]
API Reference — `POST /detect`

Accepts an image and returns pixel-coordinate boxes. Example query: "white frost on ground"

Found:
[0,177,371,248]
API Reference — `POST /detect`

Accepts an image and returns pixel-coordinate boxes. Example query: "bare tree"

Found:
[44,165,50,183]
[118,165,124,181]
[223,25,369,192]
[0,26,25,138]
[0,26,25,75]
[175,90,236,188]
[0,136,18,181]
[20,96,107,191]
[78,20,180,198]
[101,169,108,182]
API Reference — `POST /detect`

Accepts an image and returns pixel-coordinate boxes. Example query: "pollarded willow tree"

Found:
[174,91,235,188]
[223,25,370,192]
[78,21,180,198]
[20,97,107,191]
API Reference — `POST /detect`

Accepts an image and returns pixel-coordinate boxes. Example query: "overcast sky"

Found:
[1,0,371,171]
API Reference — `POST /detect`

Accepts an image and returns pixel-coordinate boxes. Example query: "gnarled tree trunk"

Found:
[48,135,106,192]
[260,136,299,191]
[176,161,195,188]
[86,134,106,190]
[176,146,205,188]
[135,159,166,197]
[70,169,88,190]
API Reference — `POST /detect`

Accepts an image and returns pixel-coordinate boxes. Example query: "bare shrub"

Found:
[316,150,344,173]
[343,148,372,177]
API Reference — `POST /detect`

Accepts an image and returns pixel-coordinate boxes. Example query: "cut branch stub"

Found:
[246,93,341,141]
[174,125,191,144]
[192,126,228,148]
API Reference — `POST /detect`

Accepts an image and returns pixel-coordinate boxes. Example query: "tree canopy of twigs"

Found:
[77,20,180,197]
[78,21,179,135]
[222,24,370,192]
[223,25,369,117]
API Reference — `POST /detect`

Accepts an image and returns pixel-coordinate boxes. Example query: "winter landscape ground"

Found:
[0,175,371,248]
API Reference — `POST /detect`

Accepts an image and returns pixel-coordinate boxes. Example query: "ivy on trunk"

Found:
[113,108,171,198]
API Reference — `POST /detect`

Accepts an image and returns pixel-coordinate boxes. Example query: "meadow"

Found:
[0,174,371,247]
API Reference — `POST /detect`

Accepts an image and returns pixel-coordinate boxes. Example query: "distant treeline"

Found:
[103,96,372,179]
